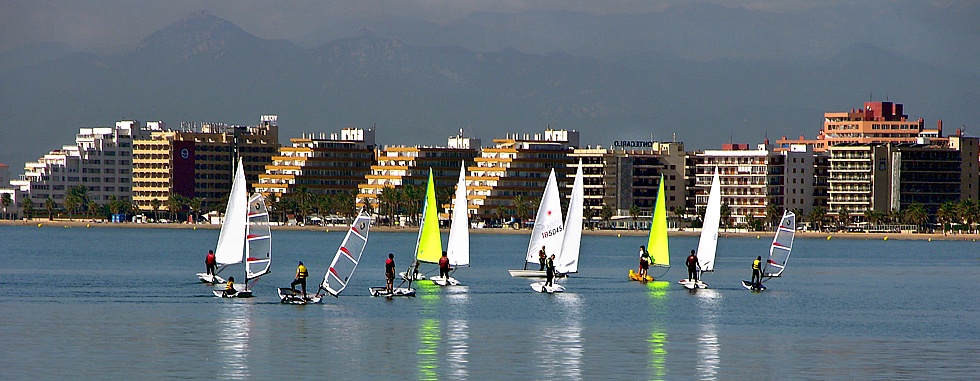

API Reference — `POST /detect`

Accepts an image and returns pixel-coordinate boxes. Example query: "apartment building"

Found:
[255,127,375,198]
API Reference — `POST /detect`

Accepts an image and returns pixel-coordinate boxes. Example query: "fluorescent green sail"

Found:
[416,169,443,264]
[647,174,670,267]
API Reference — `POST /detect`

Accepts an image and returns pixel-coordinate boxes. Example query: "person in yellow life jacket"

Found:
[751,256,763,288]
[290,261,309,298]
[224,276,238,297]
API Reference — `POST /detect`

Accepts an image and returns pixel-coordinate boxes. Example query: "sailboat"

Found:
[509,168,565,277]
[532,160,583,293]
[629,174,671,282]
[432,162,470,286]
[211,158,273,298]
[279,210,372,304]
[398,168,443,283]
[680,167,720,289]
[742,210,796,291]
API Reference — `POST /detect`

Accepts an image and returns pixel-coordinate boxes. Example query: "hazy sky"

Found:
[1,0,846,53]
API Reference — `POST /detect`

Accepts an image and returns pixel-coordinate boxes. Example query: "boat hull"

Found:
[678,279,708,290]
[370,286,416,297]
[530,281,565,293]
[277,287,322,304]
[741,280,766,291]
[430,276,460,286]
[212,289,253,298]
[628,269,654,282]
[508,269,546,278]
[196,273,226,284]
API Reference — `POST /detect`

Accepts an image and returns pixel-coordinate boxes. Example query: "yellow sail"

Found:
[647,174,670,267]
[416,169,444,264]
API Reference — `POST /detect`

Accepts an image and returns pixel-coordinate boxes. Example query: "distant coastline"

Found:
[2,219,975,242]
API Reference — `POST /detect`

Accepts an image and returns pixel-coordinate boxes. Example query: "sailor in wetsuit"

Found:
[438,251,451,280]
[686,249,699,282]
[545,254,556,287]
[385,253,396,293]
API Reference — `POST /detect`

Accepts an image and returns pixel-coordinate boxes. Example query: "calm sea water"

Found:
[1,225,978,380]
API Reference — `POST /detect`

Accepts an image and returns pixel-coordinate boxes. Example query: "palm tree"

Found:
[765,203,781,230]
[150,198,161,222]
[188,197,203,224]
[512,194,531,223]
[338,191,357,222]
[807,206,827,232]
[937,201,958,235]
[1,193,11,219]
[44,197,55,220]
[22,197,34,220]
[719,203,732,231]
[628,204,641,230]
[87,201,100,222]
[600,203,614,228]
[903,203,928,232]
[957,199,978,234]
[671,205,686,229]
[836,206,850,230]
[265,193,280,225]
[64,193,79,221]
[167,194,184,222]
[403,184,422,226]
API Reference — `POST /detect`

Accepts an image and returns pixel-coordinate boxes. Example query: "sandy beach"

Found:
[2,218,976,241]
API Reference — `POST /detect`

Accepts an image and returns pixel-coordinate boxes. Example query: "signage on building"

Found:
[173,141,195,198]
[613,140,655,148]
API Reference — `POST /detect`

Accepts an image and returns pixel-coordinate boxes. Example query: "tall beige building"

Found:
[255,127,375,198]
[132,116,279,213]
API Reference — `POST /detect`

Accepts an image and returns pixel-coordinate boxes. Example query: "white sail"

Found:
[323,211,372,296]
[525,169,565,263]
[447,162,470,267]
[696,167,721,272]
[764,210,796,277]
[245,193,271,279]
[214,158,247,266]
[556,160,583,274]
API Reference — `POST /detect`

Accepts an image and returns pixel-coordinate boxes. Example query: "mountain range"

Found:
[2,7,978,175]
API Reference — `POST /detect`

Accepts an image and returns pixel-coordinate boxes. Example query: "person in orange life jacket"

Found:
[438,251,451,280]
[205,250,217,279]
[224,276,238,297]
[686,250,699,282]
[385,253,396,293]
[290,261,309,298]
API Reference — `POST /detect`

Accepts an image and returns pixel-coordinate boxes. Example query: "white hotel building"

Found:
[12,121,147,208]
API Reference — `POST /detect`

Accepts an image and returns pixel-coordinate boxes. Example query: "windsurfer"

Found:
[385,253,396,294]
[686,250,699,282]
[205,250,217,280]
[290,261,309,298]
[638,245,650,279]
[438,251,451,280]
[751,256,762,288]
[223,276,238,297]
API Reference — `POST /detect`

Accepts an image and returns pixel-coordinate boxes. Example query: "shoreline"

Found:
[2,219,976,241]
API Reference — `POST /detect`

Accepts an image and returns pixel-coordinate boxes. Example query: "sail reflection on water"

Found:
[216,302,251,379]
[695,289,721,381]
[446,287,470,380]
[646,281,670,381]
[535,293,584,381]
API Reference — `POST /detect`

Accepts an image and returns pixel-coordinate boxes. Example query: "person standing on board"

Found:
[538,247,547,271]
[205,250,217,282]
[638,245,650,279]
[544,254,556,287]
[686,250,699,282]
[385,253,396,294]
[438,251,451,280]
[751,256,763,288]
[223,276,238,297]
[290,261,309,298]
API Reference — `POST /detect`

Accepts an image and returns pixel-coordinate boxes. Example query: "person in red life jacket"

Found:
[385,253,396,294]
[290,261,309,298]
[686,249,699,282]
[438,251,451,280]
[205,250,217,282]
